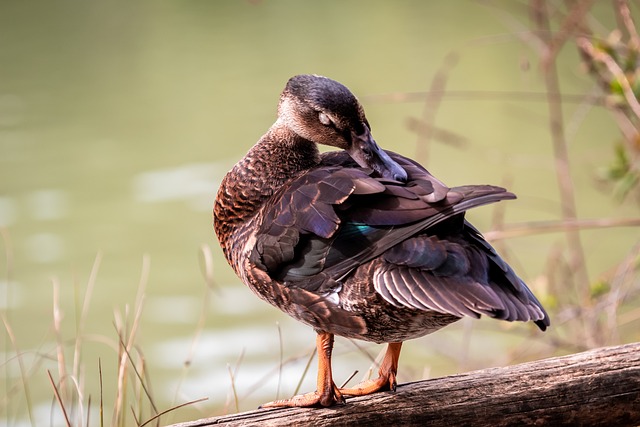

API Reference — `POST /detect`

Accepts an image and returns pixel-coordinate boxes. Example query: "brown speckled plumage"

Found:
[213,75,549,407]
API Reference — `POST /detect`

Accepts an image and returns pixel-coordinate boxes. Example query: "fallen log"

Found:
[168,341,640,427]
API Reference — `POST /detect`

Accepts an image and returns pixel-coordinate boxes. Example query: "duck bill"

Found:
[347,129,408,182]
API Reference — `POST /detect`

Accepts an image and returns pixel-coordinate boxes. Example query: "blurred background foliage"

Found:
[1,1,639,425]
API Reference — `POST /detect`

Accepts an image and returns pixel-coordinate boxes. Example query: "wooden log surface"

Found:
[168,341,640,427]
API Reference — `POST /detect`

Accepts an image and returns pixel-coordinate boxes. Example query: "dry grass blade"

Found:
[113,316,128,425]
[64,375,85,426]
[1,228,18,425]
[339,370,359,389]
[227,363,239,413]
[173,249,214,406]
[1,313,35,425]
[99,358,104,427]
[86,395,91,427]
[228,328,319,407]
[116,333,159,416]
[73,252,102,382]
[223,348,245,413]
[348,338,377,365]
[131,406,141,426]
[113,254,150,426]
[293,346,316,396]
[199,244,217,292]
[51,277,71,406]
[139,397,208,427]
[47,370,71,427]
[276,322,283,400]
[360,346,387,383]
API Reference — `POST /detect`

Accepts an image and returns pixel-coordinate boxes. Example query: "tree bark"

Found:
[168,342,640,427]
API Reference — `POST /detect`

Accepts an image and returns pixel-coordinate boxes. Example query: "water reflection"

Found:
[0,197,17,226]
[132,162,229,210]
[24,232,65,263]
[26,189,69,220]
[0,280,23,310]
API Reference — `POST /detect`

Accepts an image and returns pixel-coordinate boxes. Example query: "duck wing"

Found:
[250,151,548,328]
[376,219,549,329]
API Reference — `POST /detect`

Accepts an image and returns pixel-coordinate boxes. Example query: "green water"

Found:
[1,1,638,425]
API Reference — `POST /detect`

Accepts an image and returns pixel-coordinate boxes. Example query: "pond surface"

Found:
[1,1,637,425]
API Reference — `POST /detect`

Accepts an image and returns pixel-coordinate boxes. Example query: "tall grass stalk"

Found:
[113,253,150,426]
[1,313,34,426]
[73,253,102,392]
[226,363,239,414]
[171,244,217,409]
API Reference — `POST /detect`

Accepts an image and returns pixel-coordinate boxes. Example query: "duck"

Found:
[213,74,550,408]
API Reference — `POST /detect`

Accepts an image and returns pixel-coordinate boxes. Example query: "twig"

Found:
[540,0,594,69]
[405,117,468,149]
[413,52,458,165]
[577,37,640,120]
[365,90,602,105]
[483,217,640,240]
[532,0,593,343]
[615,0,640,46]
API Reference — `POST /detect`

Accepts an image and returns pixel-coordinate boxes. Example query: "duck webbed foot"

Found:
[340,342,403,397]
[260,331,345,408]
[259,385,344,408]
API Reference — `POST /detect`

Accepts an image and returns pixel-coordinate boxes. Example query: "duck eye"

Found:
[318,112,332,126]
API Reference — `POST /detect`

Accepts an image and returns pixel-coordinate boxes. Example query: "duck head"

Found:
[277,74,408,182]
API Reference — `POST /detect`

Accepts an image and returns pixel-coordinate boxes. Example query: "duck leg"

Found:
[260,331,345,408]
[340,342,403,396]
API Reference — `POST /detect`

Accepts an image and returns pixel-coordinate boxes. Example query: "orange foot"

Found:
[260,384,345,408]
[340,342,402,397]
[258,338,404,408]
[259,332,345,408]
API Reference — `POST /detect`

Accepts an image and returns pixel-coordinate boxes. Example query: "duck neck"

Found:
[213,124,320,256]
